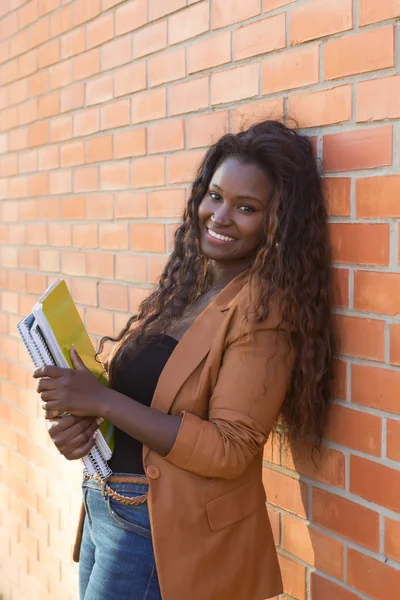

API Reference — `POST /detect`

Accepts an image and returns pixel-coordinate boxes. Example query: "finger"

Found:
[65,435,98,460]
[51,417,101,445]
[70,345,87,371]
[57,420,102,455]
[33,365,69,379]
[36,377,59,393]
[48,415,94,433]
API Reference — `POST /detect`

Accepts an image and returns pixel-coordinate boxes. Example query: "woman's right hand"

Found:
[47,415,103,460]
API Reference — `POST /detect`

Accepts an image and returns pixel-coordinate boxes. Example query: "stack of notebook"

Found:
[17,278,114,480]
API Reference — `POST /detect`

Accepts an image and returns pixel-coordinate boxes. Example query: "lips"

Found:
[206,227,236,242]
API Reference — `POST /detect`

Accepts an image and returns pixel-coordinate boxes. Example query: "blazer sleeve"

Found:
[164,323,295,479]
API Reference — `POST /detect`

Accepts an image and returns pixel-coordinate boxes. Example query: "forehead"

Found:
[210,158,272,198]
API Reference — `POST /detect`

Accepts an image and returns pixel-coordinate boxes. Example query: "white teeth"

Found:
[207,228,235,242]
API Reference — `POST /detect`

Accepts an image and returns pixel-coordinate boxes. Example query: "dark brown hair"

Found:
[99,120,334,447]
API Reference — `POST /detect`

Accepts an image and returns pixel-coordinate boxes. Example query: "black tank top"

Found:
[108,335,178,475]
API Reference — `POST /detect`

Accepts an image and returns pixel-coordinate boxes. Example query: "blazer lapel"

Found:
[143,269,250,462]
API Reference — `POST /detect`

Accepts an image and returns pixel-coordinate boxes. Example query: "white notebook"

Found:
[17,280,113,480]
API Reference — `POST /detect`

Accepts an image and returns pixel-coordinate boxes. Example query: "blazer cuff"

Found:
[163,410,202,469]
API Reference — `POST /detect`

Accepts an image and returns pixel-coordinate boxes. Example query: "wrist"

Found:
[97,386,114,420]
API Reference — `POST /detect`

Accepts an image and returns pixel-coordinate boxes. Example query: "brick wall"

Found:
[0,0,399,598]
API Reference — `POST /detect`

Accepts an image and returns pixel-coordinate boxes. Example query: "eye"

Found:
[208,191,221,201]
[238,205,256,213]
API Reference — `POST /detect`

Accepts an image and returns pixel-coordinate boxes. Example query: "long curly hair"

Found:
[99,120,334,447]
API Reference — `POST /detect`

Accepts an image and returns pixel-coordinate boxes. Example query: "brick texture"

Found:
[0,1,399,599]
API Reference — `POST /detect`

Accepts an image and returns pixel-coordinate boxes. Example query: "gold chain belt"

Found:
[89,473,149,507]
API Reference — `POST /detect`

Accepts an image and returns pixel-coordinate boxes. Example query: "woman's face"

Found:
[197,158,272,267]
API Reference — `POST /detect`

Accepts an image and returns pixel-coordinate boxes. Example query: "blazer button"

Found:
[146,465,160,480]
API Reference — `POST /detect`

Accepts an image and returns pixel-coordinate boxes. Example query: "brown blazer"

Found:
[74,270,295,600]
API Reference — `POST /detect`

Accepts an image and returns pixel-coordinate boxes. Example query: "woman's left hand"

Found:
[33,346,109,419]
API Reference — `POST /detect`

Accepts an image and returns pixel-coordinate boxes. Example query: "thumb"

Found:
[70,345,87,371]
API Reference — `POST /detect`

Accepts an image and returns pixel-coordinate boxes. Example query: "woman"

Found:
[33,120,333,600]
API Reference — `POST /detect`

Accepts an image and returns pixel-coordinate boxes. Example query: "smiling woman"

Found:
[34,120,334,600]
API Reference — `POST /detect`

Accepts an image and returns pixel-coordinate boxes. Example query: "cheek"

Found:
[197,197,212,221]
[239,217,265,244]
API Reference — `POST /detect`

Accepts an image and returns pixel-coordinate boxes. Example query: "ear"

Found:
[70,345,87,371]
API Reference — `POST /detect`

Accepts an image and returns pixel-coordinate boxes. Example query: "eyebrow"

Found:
[210,183,265,206]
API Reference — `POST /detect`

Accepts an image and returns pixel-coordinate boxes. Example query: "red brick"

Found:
[213,0,261,29]
[116,0,147,35]
[262,467,308,518]
[354,271,400,315]
[61,196,85,219]
[385,517,400,562]
[150,0,186,20]
[74,108,99,137]
[86,193,114,220]
[130,287,150,313]
[19,0,38,29]
[19,150,38,174]
[99,223,129,250]
[311,573,364,600]
[134,21,166,59]
[39,249,60,272]
[100,162,130,190]
[50,3,73,36]
[30,18,51,49]
[357,175,400,218]
[115,254,147,283]
[324,27,395,80]
[234,14,285,60]
[333,314,384,361]
[169,78,209,117]
[131,156,165,189]
[390,324,400,366]
[323,126,393,172]
[278,554,306,600]
[60,140,84,168]
[61,27,85,59]
[283,514,344,579]
[149,255,169,283]
[28,121,49,148]
[101,99,130,131]
[313,487,379,550]
[75,0,101,25]
[102,35,132,71]
[149,48,186,87]
[115,61,147,98]
[9,80,29,105]
[187,31,231,74]
[324,178,351,217]
[86,308,113,337]
[131,88,166,124]
[284,442,345,487]
[49,60,73,91]
[29,173,49,197]
[148,120,184,154]
[359,0,400,25]
[60,82,85,113]
[115,191,147,219]
[357,75,400,122]
[212,63,259,106]
[85,135,113,163]
[231,98,284,132]
[0,154,18,178]
[87,12,114,49]
[326,403,382,456]
[86,252,114,280]
[130,223,166,252]
[352,363,400,414]
[38,39,60,69]
[186,111,229,149]
[262,45,319,94]
[291,0,352,44]
[329,223,389,266]
[74,49,100,81]
[387,420,400,462]
[70,279,97,307]
[168,150,204,184]
[351,454,400,513]
[48,223,71,246]
[288,85,352,128]
[149,189,186,218]
[114,128,146,159]
[86,75,113,107]
[72,224,98,249]
[18,99,38,126]
[331,357,350,399]
[50,115,72,143]
[168,1,209,45]
[73,166,99,193]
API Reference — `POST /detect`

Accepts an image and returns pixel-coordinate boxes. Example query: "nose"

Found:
[212,205,232,226]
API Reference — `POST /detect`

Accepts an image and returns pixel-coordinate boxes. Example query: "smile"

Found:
[207,228,236,242]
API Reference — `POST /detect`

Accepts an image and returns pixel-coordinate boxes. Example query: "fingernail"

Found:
[96,417,104,425]
[93,431,98,439]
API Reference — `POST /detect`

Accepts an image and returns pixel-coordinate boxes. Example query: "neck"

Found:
[209,260,251,287]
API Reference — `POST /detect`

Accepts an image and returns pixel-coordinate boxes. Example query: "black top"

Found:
[108,335,179,475]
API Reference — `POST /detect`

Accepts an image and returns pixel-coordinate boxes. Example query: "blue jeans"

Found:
[79,474,162,600]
